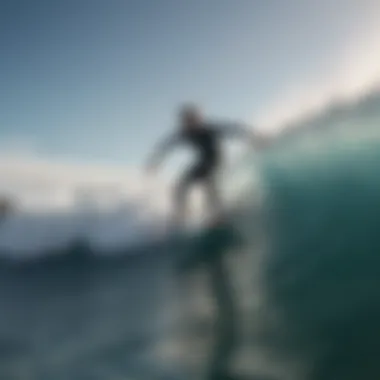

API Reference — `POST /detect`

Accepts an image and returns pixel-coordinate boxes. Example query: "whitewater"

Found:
[1,91,380,379]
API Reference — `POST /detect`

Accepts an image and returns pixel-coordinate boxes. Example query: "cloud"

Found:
[256,3,380,133]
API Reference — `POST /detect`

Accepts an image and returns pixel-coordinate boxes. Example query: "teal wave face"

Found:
[258,113,380,379]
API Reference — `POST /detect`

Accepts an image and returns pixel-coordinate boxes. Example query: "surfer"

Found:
[145,103,262,226]
[145,104,267,380]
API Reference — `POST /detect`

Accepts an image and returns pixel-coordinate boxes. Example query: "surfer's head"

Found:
[178,103,203,129]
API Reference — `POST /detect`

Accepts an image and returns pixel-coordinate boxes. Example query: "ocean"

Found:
[1,91,380,380]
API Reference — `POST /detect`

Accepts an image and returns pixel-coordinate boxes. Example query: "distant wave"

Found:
[0,206,167,258]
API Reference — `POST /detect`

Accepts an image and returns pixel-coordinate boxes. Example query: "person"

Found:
[145,103,261,227]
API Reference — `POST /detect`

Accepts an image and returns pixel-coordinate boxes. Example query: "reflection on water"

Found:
[0,240,267,380]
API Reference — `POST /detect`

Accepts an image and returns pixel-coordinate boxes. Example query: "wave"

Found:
[254,100,380,379]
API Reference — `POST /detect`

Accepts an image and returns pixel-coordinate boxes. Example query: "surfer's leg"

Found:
[173,165,200,226]
[173,179,189,227]
[204,169,223,220]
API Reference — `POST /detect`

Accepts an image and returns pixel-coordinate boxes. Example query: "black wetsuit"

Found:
[180,124,222,182]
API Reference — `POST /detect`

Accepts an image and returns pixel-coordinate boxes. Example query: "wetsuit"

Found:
[180,124,223,181]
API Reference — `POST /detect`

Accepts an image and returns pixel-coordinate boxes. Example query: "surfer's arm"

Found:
[216,122,256,140]
[145,133,182,171]
[216,122,269,150]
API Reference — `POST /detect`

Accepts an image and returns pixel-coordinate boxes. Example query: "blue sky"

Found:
[1,0,377,169]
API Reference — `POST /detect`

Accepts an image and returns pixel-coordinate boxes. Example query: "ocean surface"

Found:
[1,92,380,380]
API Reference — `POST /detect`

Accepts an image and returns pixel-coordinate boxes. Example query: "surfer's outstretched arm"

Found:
[217,122,269,150]
[145,133,182,171]
[218,122,254,138]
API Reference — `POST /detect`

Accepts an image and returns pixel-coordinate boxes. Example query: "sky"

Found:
[1,0,380,210]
